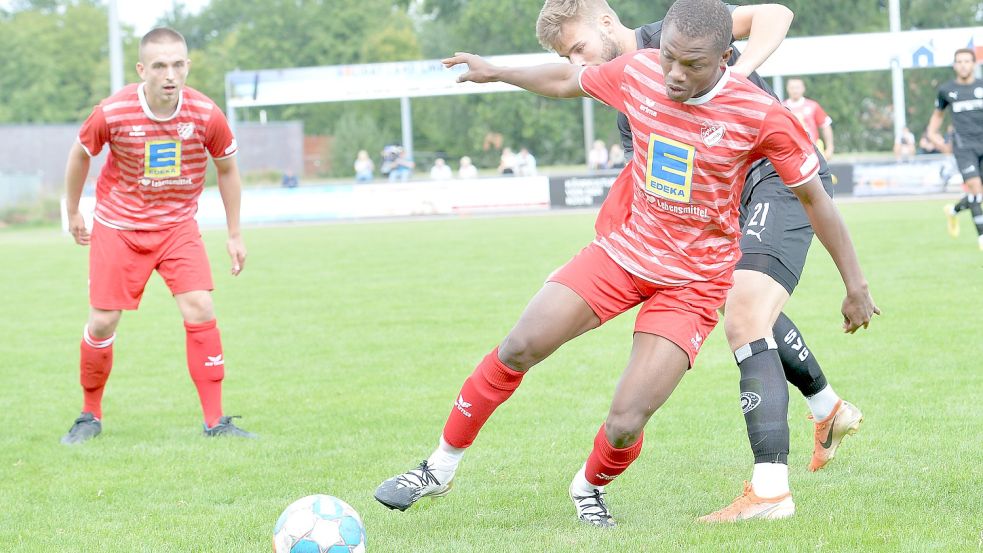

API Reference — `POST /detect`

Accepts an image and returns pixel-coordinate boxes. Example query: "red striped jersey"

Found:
[580,50,818,286]
[77,83,238,231]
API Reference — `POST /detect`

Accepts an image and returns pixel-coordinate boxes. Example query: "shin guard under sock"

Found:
[736,338,790,464]
[80,326,115,419]
[441,348,525,449]
[772,313,828,397]
[584,424,644,487]
[185,319,224,427]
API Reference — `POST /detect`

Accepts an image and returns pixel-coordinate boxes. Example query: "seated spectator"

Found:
[354,150,374,182]
[608,143,626,169]
[894,126,916,162]
[388,150,415,182]
[498,147,517,175]
[516,147,537,176]
[588,139,608,170]
[458,156,478,179]
[430,158,453,180]
[281,169,299,188]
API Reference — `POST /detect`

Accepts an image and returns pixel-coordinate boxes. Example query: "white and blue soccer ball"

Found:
[273,494,366,553]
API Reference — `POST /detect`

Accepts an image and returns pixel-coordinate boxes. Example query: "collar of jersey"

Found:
[137,82,184,122]
[684,66,730,106]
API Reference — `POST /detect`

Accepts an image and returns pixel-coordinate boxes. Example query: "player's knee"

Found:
[87,311,121,338]
[603,415,645,448]
[723,310,768,351]
[179,293,215,323]
[498,333,546,372]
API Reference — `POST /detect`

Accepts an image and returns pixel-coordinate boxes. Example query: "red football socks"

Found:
[441,347,525,449]
[185,319,224,427]
[584,424,644,486]
[80,326,115,419]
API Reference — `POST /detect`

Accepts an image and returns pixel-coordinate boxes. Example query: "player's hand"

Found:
[442,52,498,84]
[841,287,879,333]
[227,235,246,276]
[68,211,90,246]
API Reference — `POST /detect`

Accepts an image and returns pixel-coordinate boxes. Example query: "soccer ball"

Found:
[273,495,366,553]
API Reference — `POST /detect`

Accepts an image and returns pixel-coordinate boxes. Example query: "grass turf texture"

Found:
[1,199,980,551]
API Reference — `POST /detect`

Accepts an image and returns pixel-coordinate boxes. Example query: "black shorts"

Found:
[952,144,983,181]
[735,159,834,294]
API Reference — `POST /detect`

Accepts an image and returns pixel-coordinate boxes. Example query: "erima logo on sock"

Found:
[741,392,762,414]
[204,354,224,367]
[595,472,617,481]
[455,395,472,418]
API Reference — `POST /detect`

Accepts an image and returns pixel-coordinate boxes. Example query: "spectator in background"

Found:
[354,150,374,182]
[608,143,626,169]
[430,157,453,180]
[498,147,518,175]
[281,169,299,188]
[783,78,834,161]
[894,126,916,163]
[458,156,479,179]
[388,149,415,182]
[588,139,608,170]
[516,147,537,176]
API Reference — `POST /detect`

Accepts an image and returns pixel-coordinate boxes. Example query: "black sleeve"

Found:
[936,87,950,111]
[617,112,634,157]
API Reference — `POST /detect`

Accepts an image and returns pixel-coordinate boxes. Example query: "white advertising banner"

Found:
[227,27,983,109]
[64,176,551,231]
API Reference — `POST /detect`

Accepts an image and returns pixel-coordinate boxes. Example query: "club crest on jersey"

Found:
[176,122,195,140]
[645,133,695,203]
[701,122,724,147]
[144,140,182,179]
[975,87,983,99]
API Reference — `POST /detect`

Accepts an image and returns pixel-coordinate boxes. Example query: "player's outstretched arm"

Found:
[214,156,246,276]
[730,3,793,76]
[791,178,880,333]
[64,141,92,246]
[442,52,586,99]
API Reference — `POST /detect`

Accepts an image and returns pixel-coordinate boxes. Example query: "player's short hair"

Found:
[139,27,187,58]
[536,0,618,52]
[954,48,976,62]
[663,0,733,55]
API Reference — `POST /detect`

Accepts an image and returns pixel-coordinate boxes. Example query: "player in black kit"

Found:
[932,48,983,248]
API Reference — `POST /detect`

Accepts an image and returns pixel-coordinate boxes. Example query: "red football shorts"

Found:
[89,218,214,310]
[548,242,731,366]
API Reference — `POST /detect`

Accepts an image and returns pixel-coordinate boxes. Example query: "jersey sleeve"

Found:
[205,104,238,160]
[936,87,951,111]
[579,52,635,112]
[76,105,110,157]
[812,101,832,128]
[752,105,820,187]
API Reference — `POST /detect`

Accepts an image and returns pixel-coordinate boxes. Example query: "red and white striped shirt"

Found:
[78,83,238,231]
[580,50,819,286]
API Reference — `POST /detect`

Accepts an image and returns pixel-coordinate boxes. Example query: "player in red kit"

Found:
[374,0,877,526]
[61,27,255,444]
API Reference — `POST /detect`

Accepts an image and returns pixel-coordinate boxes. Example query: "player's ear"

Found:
[135,62,145,80]
[720,46,733,68]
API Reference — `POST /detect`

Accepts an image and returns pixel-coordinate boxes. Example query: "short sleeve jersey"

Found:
[77,83,238,231]
[781,97,831,143]
[580,50,819,285]
[936,79,983,148]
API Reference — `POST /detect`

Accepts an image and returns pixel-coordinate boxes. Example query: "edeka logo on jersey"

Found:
[645,134,694,202]
[145,140,182,178]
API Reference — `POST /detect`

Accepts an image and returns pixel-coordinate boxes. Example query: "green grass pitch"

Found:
[0,198,980,551]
